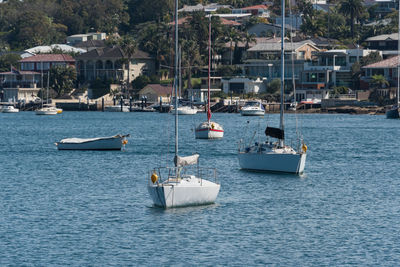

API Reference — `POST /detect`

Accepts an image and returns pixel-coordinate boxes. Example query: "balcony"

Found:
[303,63,349,71]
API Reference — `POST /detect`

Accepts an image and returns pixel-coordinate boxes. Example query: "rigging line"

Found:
[288,0,301,140]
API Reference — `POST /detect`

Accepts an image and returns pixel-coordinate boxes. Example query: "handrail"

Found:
[150,165,218,185]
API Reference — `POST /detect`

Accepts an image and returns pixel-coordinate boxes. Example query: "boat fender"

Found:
[122,139,128,145]
[211,123,215,129]
[302,143,307,153]
[151,172,158,184]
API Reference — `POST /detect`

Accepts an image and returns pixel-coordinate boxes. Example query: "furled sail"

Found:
[265,127,284,140]
[174,154,199,167]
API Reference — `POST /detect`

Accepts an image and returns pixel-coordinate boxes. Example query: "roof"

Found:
[19,54,75,63]
[220,17,241,26]
[242,5,268,10]
[365,33,398,42]
[0,71,40,75]
[25,44,85,54]
[248,41,317,52]
[141,84,173,95]
[363,55,400,69]
[73,40,106,49]
[178,3,231,12]
[224,37,281,48]
[170,16,240,26]
[76,46,152,60]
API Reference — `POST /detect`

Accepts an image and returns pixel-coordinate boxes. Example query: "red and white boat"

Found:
[195,18,224,139]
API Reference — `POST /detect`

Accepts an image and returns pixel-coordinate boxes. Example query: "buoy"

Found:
[302,143,307,153]
[151,172,158,184]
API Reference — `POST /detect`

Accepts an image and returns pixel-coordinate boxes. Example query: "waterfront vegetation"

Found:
[0,0,399,105]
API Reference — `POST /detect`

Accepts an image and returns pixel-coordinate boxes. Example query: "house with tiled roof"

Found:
[75,46,155,86]
[19,54,75,72]
[232,4,270,17]
[0,54,75,102]
[138,84,173,103]
[365,33,399,58]
[361,55,399,91]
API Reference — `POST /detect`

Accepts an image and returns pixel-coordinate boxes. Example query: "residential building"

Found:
[361,55,399,91]
[138,84,172,103]
[25,44,86,56]
[248,23,297,37]
[0,54,75,102]
[178,3,232,13]
[365,33,398,58]
[232,4,270,17]
[0,68,41,102]
[243,41,320,90]
[298,49,379,102]
[221,77,266,94]
[72,40,107,52]
[19,54,75,72]
[66,32,107,45]
[75,46,155,85]
[187,77,222,103]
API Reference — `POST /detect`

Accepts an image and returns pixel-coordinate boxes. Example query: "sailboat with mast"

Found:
[195,16,224,139]
[237,0,307,174]
[147,0,220,208]
[35,70,59,115]
[386,2,400,119]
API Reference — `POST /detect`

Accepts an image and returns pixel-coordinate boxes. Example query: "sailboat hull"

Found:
[195,121,224,139]
[386,107,399,119]
[238,152,306,174]
[148,177,220,208]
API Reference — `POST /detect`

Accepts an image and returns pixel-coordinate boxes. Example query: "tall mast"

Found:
[174,0,179,157]
[397,0,400,106]
[280,0,285,145]
[207,15,212,123]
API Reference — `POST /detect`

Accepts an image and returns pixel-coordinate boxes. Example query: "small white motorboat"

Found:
[56,134,129,150]
[2,105,19,113]
[176,105,197,115]
[105,105,130,112]
[240,101,265,116]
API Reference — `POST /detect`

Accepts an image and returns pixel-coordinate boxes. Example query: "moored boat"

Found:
[105,105,130,112]
[240,101,265,116]
[2,105,19,113]
[56,134,129,150]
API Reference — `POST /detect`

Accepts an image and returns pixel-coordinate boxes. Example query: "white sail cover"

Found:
[174,154,199,167]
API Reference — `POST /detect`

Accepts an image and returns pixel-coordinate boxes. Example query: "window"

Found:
[349,56,357,63]
[21,63,34,70]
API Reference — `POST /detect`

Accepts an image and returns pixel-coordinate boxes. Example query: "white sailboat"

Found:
[195,16,224,139]
[386,3,400,119]
[35,71,60,115]
[238,0,307,174]
[148,0,220,208]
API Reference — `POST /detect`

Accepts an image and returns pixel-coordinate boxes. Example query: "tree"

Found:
[370,74,389,89]
[226,28,242,65]
[360,51,382,66]
[0,53,21,72]
[119,35,137,89]
[267,78,281,94]
[339,0,365,39]
[49,66,77,97]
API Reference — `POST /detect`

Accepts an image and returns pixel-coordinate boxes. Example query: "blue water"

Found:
[0,111,399,266]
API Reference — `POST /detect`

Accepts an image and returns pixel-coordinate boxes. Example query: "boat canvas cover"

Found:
[174,154,199,167]
[265,127,284,140]
[59,135,124,144]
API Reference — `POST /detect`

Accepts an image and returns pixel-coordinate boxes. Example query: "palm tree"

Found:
[243,32,256,50]
[339,0,365,39]
[371,74,389,89]
[119,35,137,92]
[226,28,242,65]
